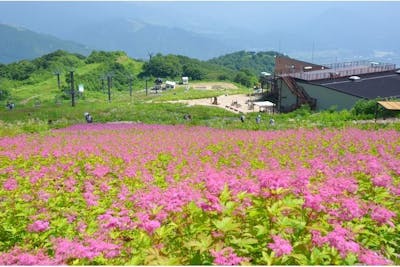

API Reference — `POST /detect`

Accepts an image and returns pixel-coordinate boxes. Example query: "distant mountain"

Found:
[208,51,281,75]
[0,24,91,63]
[64,19,235,60]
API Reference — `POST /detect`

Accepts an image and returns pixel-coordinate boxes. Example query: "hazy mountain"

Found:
[0,2,399,64]
[62,18,235,60]
[0,24,91,63]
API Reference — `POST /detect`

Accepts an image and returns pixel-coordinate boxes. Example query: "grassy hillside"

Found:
[1,49,398,137]
[0,50,252,134]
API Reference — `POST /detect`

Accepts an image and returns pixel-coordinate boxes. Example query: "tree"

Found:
[142,55,182,78]
[182,63,205,80]
[234,70,257,87]
[0,88,10,100]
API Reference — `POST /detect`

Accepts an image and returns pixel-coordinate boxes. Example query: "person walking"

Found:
[256,114,261,124]
[240,114,245,123]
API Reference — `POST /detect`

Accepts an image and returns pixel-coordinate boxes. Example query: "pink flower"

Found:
[319,225,360,258]
[52,237,120,262]
[91,165,110,178]
[311,230,326,247]
[0,247,57,265]
[100,182,111,192]
[210,247,247,265]
[372,174,392,188]
[3,178,18,191]
[77,221,87,233]
[370,205,396,227]
[359,249,393,265]
[303,193,324,212]
[38,190,51,202]
[28,220,50,233]
[211,231,224,238]
[142,220,161,234]
[66,213,77,223]
[65,177,77,192]
[268,235,293,257]
[337,197,365,220]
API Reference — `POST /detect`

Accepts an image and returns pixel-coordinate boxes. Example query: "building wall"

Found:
[297,81,362,110]
[277,79,298,111]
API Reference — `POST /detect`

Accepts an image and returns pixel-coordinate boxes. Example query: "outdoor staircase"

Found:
[282,76,317,110]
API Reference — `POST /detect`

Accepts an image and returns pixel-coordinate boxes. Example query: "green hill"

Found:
[0,50,251,105]
[0,24,91,63]
[208,50,282,76]
[140,53,237,81]
[0,50,145,103]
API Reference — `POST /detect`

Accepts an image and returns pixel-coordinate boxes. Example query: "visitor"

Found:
[256,114,261,124]
[84,112,93,123]
[6,101,14,110]
[240,114,245,123]
[269,118,275,126]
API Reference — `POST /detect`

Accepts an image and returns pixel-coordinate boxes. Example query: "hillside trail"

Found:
[352,117,400,124]
[20,95,40,105]
[167,94,266,114]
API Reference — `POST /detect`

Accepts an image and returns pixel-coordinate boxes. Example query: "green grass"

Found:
[1,77,400,137]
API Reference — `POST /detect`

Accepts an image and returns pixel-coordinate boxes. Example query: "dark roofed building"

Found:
[268,56,400,112]
[314,70,400,99]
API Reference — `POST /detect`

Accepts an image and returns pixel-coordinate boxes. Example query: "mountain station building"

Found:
[267,56,400,112]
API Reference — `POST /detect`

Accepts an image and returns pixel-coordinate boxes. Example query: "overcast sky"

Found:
[1,1,399,63]
[0,1,398,36]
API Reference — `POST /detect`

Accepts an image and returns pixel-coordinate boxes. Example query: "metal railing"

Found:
[279,61,397,81]
[281,65,396,81]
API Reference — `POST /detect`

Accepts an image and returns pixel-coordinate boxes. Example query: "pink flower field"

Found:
[0,123,399,265]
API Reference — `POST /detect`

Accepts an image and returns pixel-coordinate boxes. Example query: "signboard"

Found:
[78,84,84,93]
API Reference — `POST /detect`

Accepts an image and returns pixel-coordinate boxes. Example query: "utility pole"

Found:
[70,71,75,107]
[107,75,112,102]
[54,71,61,91]
[129,76,133,99]
[101,77,105,93]
[145,77,148,96]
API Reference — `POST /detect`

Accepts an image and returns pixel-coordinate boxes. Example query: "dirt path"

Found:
[352,118,400,124]
[168,94,267,114]
[20,95,39,105]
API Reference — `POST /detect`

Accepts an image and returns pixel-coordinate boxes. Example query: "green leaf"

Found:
[231,236,258,250]
[185,234,213,253]
[213,217,240,233]
[344,253,357,265]
[261,251,274,265]
[254,225,268,237]
[291,253,309,265]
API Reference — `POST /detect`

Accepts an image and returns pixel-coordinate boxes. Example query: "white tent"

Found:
[165,81,176,89]
[253,101,276,113]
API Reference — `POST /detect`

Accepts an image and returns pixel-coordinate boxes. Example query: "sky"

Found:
[0,1,399,63]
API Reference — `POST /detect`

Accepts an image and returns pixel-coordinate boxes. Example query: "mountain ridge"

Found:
[0,24,91,64]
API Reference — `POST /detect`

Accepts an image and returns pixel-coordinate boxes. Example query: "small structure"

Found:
[182,77,189,85]
[165,81,176,89]
[375,101,400,122]
[153,78,163,92]
[253,101,276,113]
